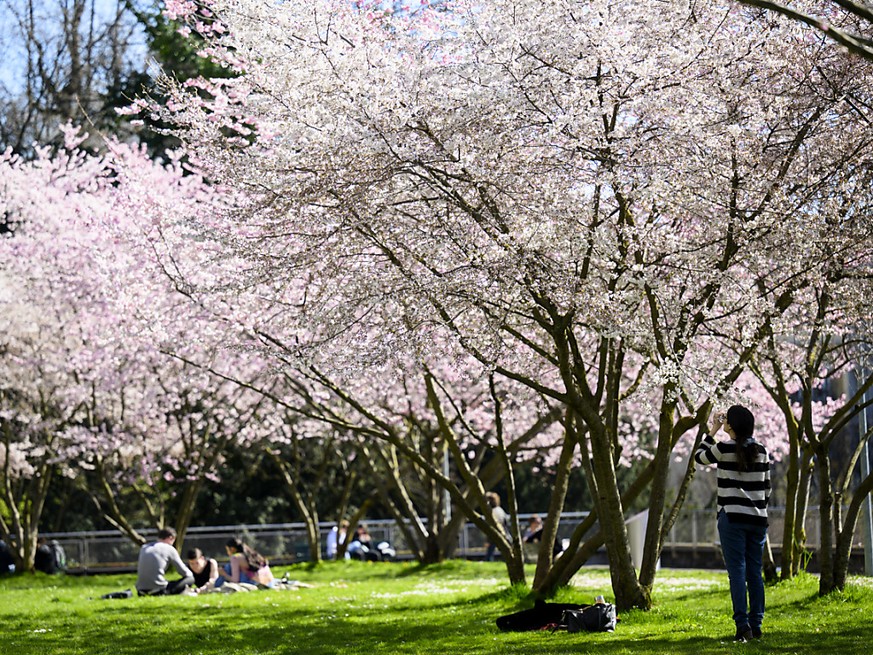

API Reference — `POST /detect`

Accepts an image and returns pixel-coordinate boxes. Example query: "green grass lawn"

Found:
[1,561,870,654]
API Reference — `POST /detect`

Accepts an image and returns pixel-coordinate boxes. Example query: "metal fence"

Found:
[40,506,860,573]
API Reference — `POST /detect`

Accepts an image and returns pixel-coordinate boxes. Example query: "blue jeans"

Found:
[717,512,767,630]
[222,562,255,585]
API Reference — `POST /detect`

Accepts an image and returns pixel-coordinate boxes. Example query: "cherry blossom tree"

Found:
[0,131,160,568]
[261,416,365,564]
[1,117,563,576]
[0,282,79,571]
[197,334,564,576]
[749,300,873,592]
[146,0,873,608]
[80,356,277,547]
[737,0,873,61]
[0,126,253,560]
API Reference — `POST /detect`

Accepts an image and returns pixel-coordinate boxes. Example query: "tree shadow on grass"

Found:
[393,560,509,579]
[654,584,726,605]
[9,592,871,655]
[8,601,502,655]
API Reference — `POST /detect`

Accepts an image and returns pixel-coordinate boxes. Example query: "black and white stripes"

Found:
[694,435,771,527]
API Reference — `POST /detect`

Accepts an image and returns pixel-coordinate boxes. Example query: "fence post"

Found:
[81,537,89,574]
[691,510,698,555]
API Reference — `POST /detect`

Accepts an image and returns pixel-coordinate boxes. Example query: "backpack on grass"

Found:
[560,603,617,633]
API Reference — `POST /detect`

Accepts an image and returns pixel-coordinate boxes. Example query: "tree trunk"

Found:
[830,471,873,592]
[762,535,778,582]
[364,442,433,562]
[334,469,358,560]
[534,450,658,596]
[587,421,649,610]
[793,452,814,576]
[1,416,58,573]
[781,427,801,579]
[817,449,834,595]
[88,460,148,546]
[490,375,528,586]
[1,463,53,573]
[532,423,577,588]
[174,478,205,550]
[638,397,676,590]
[269,452,322,563]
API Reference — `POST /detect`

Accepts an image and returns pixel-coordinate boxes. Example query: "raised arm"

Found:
[694,413,725,465]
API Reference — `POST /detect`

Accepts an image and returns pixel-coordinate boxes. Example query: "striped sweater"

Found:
[694,435,771,527]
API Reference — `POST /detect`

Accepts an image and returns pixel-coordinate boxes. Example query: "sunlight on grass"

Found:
[848,575,873,588]
[0,562,870,655]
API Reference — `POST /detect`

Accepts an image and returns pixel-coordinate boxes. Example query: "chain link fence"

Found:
[40,507,861,573]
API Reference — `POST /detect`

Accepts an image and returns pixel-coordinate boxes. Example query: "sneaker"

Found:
[100,589,132,600]
[734,626,753,642]
[751,628,763,639]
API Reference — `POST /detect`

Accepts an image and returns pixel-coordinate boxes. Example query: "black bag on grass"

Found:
[100,589,133,600]
[496,599,587,631]
[561,603,617,633]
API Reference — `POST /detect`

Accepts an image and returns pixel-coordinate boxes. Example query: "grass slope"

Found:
[0,561,870,654]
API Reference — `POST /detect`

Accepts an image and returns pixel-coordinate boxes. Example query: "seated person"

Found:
[136,527,194,596]
[325,520,349,560]
[521,514,563,559]
[0,539,15,575]
[523,515,544,543]
[186,547,221,593]
[223,538,274,587]
[347,524,380,561]
[34,537,59,574]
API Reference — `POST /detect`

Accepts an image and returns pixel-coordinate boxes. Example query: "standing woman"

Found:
[695,405,771,642]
